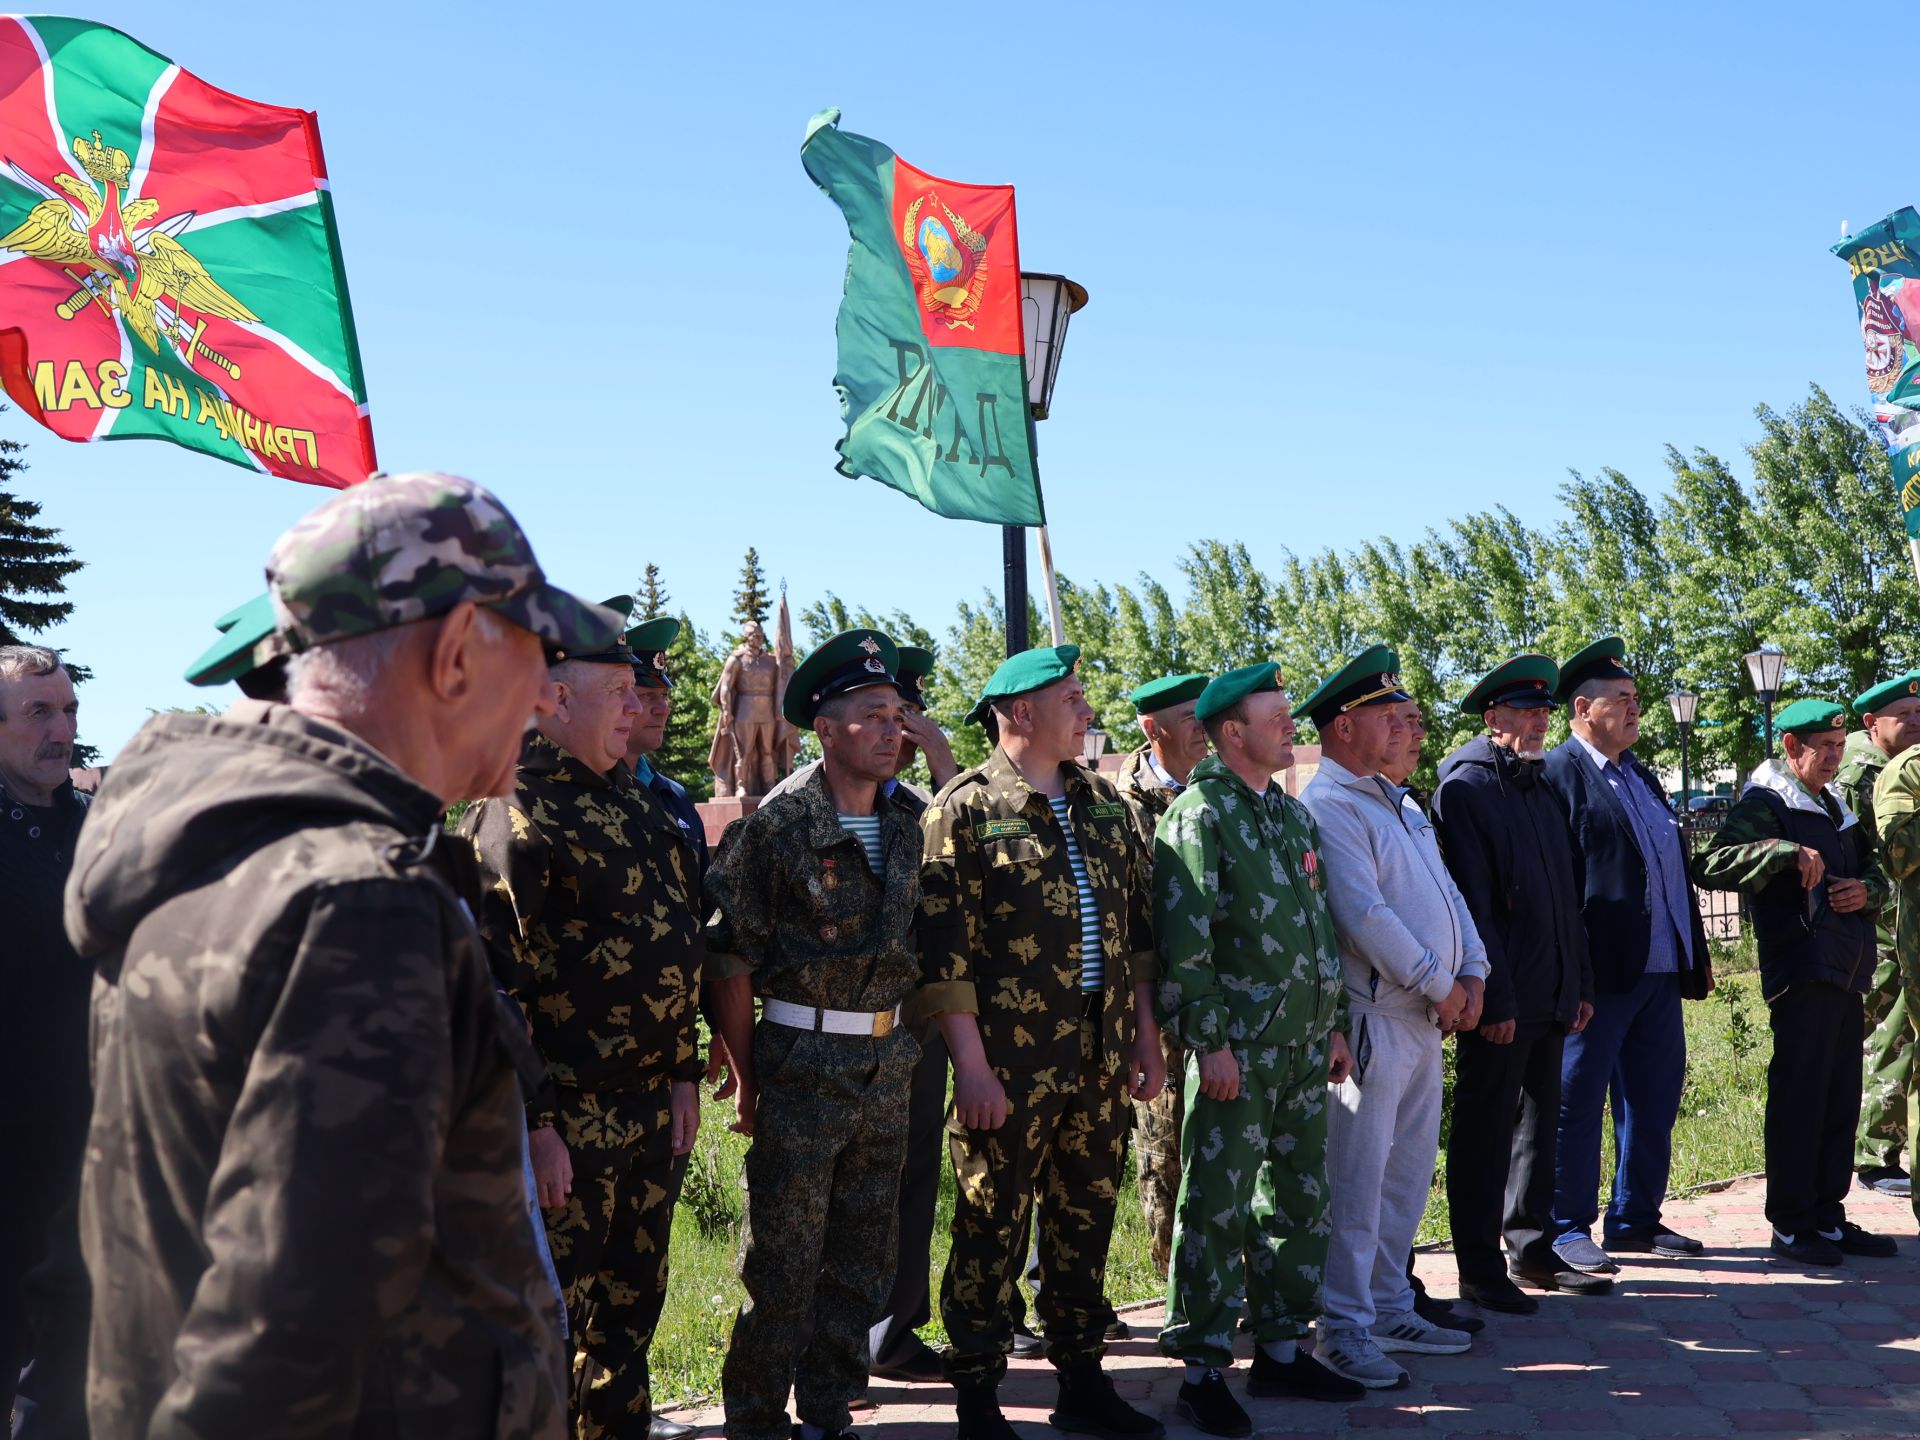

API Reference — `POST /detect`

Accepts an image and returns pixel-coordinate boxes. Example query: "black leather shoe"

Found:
[1172,1369,1250,1438]
[1050,1364,1165,1440]
[650,1419,695,1440]
[1458,1276,1539,1315]
[1011,1321,1044,1358]
[1247,1348,1364,1401]
[1511,1265,1614,1296]
[1103,1316,1131,1341]
[956,1387,1020,1440]
[788,1427,854,1440]
[1832,1221,1899,1258]
[1770,1229,1843,1267]
[1414,1289,1485,1333]
[869,1341,946,1383]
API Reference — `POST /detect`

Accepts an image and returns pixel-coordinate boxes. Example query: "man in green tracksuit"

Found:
[1153,663,1359,1436]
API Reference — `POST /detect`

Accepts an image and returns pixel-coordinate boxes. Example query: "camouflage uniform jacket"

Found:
[1115,743,1183,854]
[1836,729,1896,948]
[1153,754,1348,1055]
[917,746,1155,1076]
[459,733,705,1127]
[65,700,567,1440]
[704,764,922,1011]
[1876,745,1920,984]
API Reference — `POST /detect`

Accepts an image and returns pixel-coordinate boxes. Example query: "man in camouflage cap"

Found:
[460,595,706,1440]
[918,645,1166,1440]
[1839,674,1920,1197]
[1155,664,1361,1433]
[1693,700,1896,1266]
[69,472,620,1439]
[705,631,925,1440]
[1114,671,1210,1280]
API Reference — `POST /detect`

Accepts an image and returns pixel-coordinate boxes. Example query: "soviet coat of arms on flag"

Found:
[0,16,373,488]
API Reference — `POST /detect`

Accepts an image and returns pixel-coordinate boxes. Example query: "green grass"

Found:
[651,939,1770,1405]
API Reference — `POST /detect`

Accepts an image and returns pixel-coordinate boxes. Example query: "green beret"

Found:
[785,628,900,728]
[964,644,1081,726]
[1128,672,1209,715]
[624,615,680,690]
[184,593,278,688]
[895,645,935,706]
[552,595,638,666]
[1196,663,1281,723]
[1298,644,1408,729]
[1855,673,1920,715]
[1555,636,1632,703]
[1776,698,1850,737]
[1461,654,1559,715]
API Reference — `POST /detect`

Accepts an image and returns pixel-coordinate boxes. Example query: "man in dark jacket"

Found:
[1433,656,1600,1312]
[70,473,618,1439]
[1541,639,1714,1278]
[1693,699,1898,1266]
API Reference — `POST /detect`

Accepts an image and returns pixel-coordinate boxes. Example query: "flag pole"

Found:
[1036,525,1065,646]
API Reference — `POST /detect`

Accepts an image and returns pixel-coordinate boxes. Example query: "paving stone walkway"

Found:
[663,1174,1919,1439]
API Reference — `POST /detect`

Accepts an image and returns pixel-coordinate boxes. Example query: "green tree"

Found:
[732,547,770,632]
[635,563,670,621]
[656,612,721,800]
[0,430,97,763]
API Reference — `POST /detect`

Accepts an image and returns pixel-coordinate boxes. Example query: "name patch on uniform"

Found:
[1087,802,1127,820]
[976,819,1033,840]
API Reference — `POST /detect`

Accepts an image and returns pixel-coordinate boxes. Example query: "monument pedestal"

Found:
[696,795,760,848]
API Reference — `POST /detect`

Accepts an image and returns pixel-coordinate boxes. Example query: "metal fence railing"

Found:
[1680,811,1744,940]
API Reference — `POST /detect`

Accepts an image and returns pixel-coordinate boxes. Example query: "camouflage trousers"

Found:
[1157,1034,1332,1368]
[942,1016,1130,1389]
[546,1078,688,1440]
[1133,1029,1186,1278]
[722,1023,916,1440]
[1855,945,1914,1174]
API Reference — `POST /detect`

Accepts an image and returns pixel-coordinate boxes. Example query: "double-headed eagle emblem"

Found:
[901,192,989,331]
[1,130,255,378]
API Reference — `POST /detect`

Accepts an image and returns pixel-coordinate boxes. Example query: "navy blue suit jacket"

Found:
[1541,738,1712,999]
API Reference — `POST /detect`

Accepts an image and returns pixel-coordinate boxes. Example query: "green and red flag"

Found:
[0,16,373,489]
[802,109,1042,526]
[1834,209,1920,537]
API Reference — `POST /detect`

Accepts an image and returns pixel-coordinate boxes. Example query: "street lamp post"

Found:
[1743,646,1788,758]
[1667,684,1699,815]
[1008,273,1088,657]
[1081,726,1108,769]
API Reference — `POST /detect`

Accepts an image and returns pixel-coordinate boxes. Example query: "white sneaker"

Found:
[1313,1328,1409,1389]
[1372,1309,1472,1355]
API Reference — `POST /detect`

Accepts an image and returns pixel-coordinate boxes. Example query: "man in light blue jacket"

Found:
[1299,647,1489,1391]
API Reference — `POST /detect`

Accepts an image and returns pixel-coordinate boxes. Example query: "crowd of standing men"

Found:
[1,470,1915,1440]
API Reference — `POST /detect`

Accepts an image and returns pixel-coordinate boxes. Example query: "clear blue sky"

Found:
[10,2,1890,758]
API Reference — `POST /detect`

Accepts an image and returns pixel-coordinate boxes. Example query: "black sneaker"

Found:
[1414,1289,1486,1333]
[1050,1364,1165,1440]
[1103,1316,1131,1341]
[1247,1348,1364,1401]
[1510,1265,1614,1296]
[869,1339,946,1382]
[789,1428,855,1440]
[955,1387,1020,1440]
[1011,1321,1044,1358]
[1458,1276,1539,1315]
[1770,1229,1844,1268]
[1830,1221,1899,1258]
[1859,1167,1913,1198]
[1172,1369,1250,1438]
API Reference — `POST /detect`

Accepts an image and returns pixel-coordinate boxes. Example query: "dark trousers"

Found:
[867,1031,948,1369]
[1554,971,1685,1241]
[3,1121,87,1439]
[1766,981,1865,1236]
[1448,1022,1563,1283]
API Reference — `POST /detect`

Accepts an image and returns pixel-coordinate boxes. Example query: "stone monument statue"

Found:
[708,589,799,798]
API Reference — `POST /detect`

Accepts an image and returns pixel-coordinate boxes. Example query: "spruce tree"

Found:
[0,437,82,644]
[636,563,670,621]
[732,547,769,632]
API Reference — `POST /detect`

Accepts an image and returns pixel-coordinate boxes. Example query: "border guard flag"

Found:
[0,16,374,489]
[1835,209,1920,537]
[802,109,1043,526]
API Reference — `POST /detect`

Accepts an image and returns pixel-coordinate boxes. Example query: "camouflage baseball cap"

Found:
[265,472,622,657]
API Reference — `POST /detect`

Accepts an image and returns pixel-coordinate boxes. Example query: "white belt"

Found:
[762,997,901,1037]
